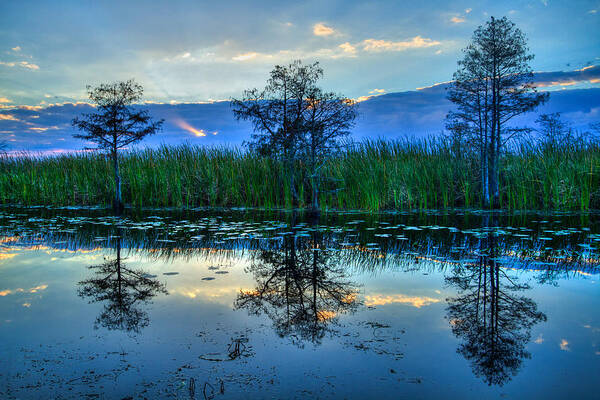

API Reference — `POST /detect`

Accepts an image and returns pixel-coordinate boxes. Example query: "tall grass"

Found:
[1,139,598,210]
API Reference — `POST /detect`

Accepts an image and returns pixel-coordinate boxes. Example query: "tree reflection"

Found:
[446,215,547,386]
[235,220,360,345]
[78,237,168,333]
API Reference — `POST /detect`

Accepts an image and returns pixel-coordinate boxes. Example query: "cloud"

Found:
[2,71,600,153]
[0,284,48,296]
[362,36,441,52]
[451,16,466,24]
[559,339,570,351]
[465,8,472,13]
[28,126,59,132]
[313,23,336,36]
[0,114,19,121]
[0,97,10,103]
[338,42,357,56]
[534,65,600,88]
[232,52,259,61]
[11,46,21,52]
[364,293,441,308]
[534,334,544,344]
[0,61,39,70]
[173,118,206,136]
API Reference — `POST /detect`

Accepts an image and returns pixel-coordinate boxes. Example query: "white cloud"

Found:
[11,46,21,52]
[313,23,336,36]
[0,61,39,70]
[338,42,357,56]
[534,334,544,344]
[465,8,472,14]
[451,16,466,24]
[362,36,441,52]
[232,52,260,61]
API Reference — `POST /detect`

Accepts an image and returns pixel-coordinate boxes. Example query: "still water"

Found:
[0,207,598,399]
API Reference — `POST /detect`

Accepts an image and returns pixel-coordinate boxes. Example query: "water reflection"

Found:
[235,223,360,345]
[446,216,547,385]
[77,233,168,333]
[0,206,598,396]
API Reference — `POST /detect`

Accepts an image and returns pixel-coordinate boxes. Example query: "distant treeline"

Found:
[1,138,598,210]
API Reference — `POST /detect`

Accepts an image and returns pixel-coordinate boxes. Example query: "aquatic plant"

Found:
[0,139,598,210]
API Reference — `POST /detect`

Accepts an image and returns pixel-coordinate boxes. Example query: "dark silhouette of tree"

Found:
[445,216,546,385]
[302,88,358,215]
[72,79,163,213]
[590,122,600,140]
[231,61,322,207]
[447,17,548,208]
[535,113,572,147]
[234,221,359,345]
[78,237,168,333]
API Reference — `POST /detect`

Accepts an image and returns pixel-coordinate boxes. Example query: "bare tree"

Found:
[231,60,323,207]
[302,88,358,214]
[589,122,600,142]
[447,16,548,208]
[72,79,163,213]
[535,113,572,147]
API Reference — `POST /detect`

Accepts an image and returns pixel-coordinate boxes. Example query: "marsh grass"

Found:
[1,139,598,210]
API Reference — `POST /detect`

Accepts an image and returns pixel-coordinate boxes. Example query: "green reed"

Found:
[1,139,598,210]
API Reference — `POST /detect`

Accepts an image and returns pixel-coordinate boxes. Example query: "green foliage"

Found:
[0,139,598,211]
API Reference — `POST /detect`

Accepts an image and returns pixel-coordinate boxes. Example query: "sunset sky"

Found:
[1,0,599,151]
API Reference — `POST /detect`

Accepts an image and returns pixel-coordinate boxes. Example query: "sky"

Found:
[1,0,599,152]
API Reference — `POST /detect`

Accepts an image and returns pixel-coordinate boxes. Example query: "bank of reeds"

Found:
[1,139,598,210]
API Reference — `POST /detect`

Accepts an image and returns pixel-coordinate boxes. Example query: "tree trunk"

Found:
[113,150,123,214]
[311,174,319,214]
[287,156,299,208]
[310,149,320,216]
[493,113,501,208]
[488,144,497,209]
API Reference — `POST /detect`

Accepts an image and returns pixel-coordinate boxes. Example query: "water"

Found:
[0,207,598,399]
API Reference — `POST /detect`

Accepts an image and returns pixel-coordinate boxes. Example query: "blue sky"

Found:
[1,0,599,151]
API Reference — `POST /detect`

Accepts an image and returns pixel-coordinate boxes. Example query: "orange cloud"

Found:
[313,23,336,36]
[0,284,48,296]
[339,42,357,55]
[365,294,441,308]
[173,118,206,137]
[232,52,259,61]
[0,114,19,121]
[0,61,39,70]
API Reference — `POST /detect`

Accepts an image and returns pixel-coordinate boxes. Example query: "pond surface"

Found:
[0,207,598,399]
